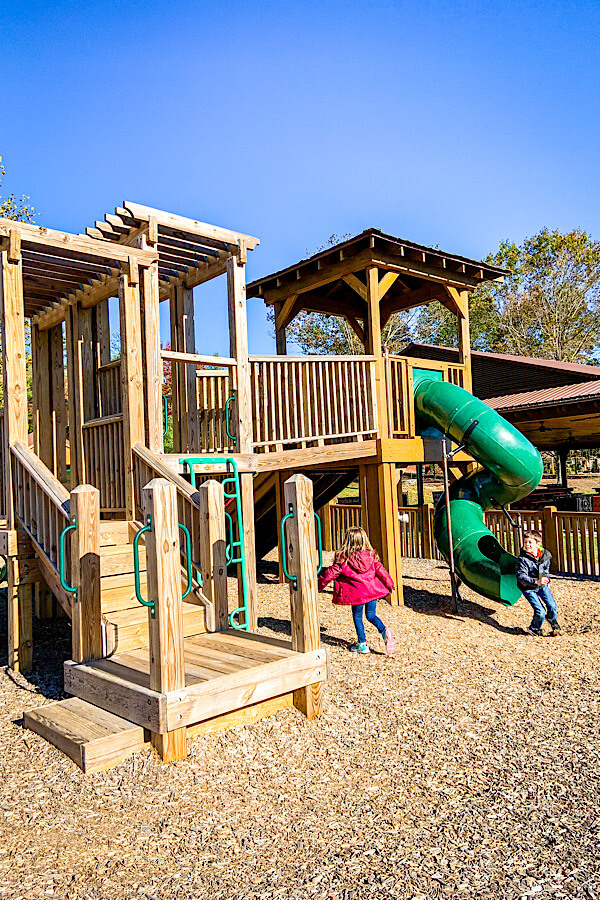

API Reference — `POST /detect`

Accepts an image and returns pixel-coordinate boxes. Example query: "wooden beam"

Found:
[283,474,323,719]
[378,271,398,300]
[70,485,102,663]
[345,315,365,345]
[276,293,298,332]
[142,264,164,453]
[365,267,388,438]
[262,249,374,304]
[143,478,187,762]
[123,202,260,251]
[342,273,367,302]
[119,274,145,519]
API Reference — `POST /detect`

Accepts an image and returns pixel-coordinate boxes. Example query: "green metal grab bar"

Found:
[180,455,249,630]
[133,518,155,617]
[225,395,237,446]
[179,523,193,599]
[0,554,6,585]
[280,503,298,590]
[163,394,169,438]
[133,519,194,617]
[59,518,78,597]
[280,506,323,587]
[314,511,324,576]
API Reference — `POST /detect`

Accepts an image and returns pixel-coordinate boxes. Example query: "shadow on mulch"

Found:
[0,587,71,701]
[257,559,280,584]
[257,614,387,654]
[403,583,525,635]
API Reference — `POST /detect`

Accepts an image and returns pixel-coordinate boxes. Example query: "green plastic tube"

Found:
[414,379,543,605]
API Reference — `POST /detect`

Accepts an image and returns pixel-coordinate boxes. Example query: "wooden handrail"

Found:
[82,413,124,429]
[97,358,121,372]
[11,441,70,517]
[133,443,199,506]
[249,354,377,363]
[161,350,237,368]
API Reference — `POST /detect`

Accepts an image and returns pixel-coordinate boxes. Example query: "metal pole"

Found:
[441,439,459,613]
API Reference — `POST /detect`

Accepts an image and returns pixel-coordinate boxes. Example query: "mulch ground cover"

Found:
[0,556,599,900]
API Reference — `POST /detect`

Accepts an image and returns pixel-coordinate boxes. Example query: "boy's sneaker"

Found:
[350,642,370,654]
[549,620,562,636]
[527,626,544,637]
[382,627,396,655]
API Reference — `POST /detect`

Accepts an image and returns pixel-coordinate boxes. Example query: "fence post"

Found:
[283,473,323,719]
[421,503,434,559]
[543,505,559,573]
[198,479,228,632]
[143,478,187,762]
[70,485,102,663]
[319,501,333,552]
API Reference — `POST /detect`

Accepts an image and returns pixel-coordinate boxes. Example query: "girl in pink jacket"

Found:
[318,526,396,655]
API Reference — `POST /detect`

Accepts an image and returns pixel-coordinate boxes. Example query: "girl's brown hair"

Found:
[335,526,378,564]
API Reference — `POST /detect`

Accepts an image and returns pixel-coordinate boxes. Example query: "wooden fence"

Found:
[249,356,378,451]
[82,414,126,512]
[386,357,466,439]
[327,500,600,579]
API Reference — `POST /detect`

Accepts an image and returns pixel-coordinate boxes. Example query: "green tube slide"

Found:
[413,376,543,605]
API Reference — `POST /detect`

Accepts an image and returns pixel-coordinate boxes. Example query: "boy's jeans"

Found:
[522,584,558,629]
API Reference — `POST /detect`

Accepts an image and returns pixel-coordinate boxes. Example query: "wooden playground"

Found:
[0,207,506,770]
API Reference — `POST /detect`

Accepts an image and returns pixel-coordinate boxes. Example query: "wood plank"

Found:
[187,693,293,738]
[122,202,259,251]
[165,649,328,730]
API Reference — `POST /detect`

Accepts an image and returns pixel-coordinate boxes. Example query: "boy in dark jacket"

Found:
[516,531,561,637]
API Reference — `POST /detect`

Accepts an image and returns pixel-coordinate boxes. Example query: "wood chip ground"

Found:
[1,555,599,900]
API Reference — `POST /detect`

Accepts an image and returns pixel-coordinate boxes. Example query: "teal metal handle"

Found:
[59,519,78,597]
[179,523,193,599]
[163,394,169,437]
[225,394,237,445]
[133,519,155,618]
[280,503,298,590]
[314,511,323,575]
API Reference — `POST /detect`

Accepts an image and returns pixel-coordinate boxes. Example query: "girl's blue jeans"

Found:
[522,584,558,629]
[352,600,385,644]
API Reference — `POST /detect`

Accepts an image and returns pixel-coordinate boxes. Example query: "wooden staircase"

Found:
[99,520,207,655]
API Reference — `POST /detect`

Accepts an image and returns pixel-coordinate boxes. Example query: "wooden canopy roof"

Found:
[247,229,508,327]
[0,203,259,329]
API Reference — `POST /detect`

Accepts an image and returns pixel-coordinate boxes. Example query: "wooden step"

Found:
[23,697,147,773]
[100,546,145,577]
[103,599,207,654]
[99,521,131,546]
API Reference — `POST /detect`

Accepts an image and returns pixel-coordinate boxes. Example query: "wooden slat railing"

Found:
[386,357,467,439]
[197,369,236,453]
[98,359,122,417]
[249,355,378,451]
[11,440,71,577]
[82,414,125,512]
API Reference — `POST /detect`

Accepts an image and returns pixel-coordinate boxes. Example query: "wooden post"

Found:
[70,485,102,662]
[182,286,199,451]
[50,324,68,484]
[198,479,228,631]
[456,290,473,393]
[558,449,569,488]
[78,307,97,422]
[34,581,54,619]
[422,503,434,559]
[142,264,164,453]
[543,505,560,574]
[227,254,257,628]
[32,325,54,468]
[274,301,287,355]
[319,501,333,552]
[169,286,181,452]
[143,478,187,762]
[65,304,84,488]
[119,274,145,520]
[283,473,322,719]
[365,266,389,438]
[96,299,112,367]
[360,463,403,604]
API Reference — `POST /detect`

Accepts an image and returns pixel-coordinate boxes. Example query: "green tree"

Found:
[0,156,35,221]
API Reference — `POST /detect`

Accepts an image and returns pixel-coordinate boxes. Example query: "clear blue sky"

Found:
[1,1,599,354]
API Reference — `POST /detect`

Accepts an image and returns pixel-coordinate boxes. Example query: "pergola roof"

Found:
[247,229,507,330]
[1,203,259,327]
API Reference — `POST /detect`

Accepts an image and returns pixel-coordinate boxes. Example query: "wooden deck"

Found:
[61,629,327,734]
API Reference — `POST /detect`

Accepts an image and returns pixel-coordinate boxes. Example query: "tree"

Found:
[0,156,35,222]
[284,307,418,355]
[415,229,600,363]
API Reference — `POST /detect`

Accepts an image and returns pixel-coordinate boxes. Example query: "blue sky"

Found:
[1,0,599,354]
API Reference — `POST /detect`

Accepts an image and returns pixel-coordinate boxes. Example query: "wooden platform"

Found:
[63,630,328,734]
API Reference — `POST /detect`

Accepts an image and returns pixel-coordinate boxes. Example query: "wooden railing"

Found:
[249,356,378,451]
[11,440,71,579]
[82,414,126,512]
[98,359,122,417]
[386,356,466,439]
[197,369,236,453]
[326,500,600,580]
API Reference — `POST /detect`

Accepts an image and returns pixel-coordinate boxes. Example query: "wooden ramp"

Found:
[24,631,327,771]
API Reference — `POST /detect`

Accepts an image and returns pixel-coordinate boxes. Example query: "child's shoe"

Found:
[382,627,396,655]
[350,642,370,654]
[549,620,562,636]
[527,626,544,637]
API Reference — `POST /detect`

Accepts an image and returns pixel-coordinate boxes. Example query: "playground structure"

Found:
[0,208,511,769]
